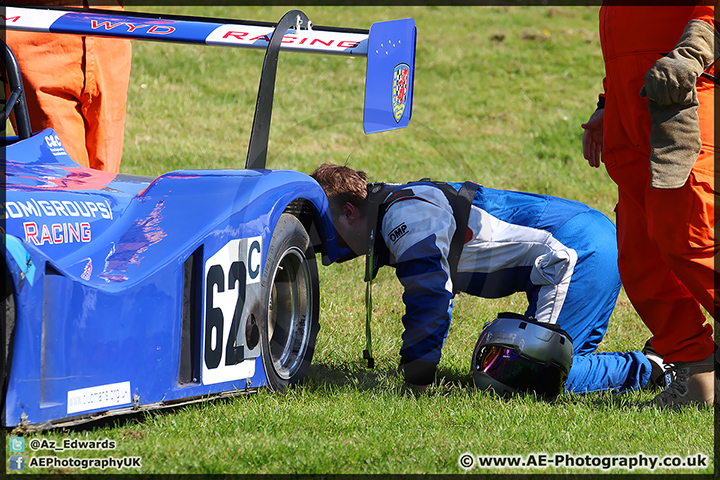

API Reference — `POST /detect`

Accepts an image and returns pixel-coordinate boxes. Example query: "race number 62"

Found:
[202,237,262,384]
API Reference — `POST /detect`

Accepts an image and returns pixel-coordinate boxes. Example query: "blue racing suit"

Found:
[376,182,651,393]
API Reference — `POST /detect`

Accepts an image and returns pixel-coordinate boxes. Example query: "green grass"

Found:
[5,5,715,475]
[8,386,713,475]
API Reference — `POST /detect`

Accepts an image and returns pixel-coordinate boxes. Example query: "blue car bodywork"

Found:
[3,130,336,428]
[1,6,416,430]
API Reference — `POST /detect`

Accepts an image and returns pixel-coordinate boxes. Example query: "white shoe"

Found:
[642,338,675,390]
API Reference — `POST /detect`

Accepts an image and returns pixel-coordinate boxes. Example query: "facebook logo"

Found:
[9,455,25,470]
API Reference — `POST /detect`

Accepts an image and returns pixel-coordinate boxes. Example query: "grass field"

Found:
[5,5,716,475]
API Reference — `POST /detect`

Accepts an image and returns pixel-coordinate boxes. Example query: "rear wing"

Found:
[1,5,416,169]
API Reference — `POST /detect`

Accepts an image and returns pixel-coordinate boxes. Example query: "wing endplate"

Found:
[363,18,417,134]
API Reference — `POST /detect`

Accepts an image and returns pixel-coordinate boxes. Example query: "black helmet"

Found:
[471,312,573,399]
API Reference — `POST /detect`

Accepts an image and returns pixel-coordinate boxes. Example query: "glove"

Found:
[639,20,719,189]
[641,20,719,106]
[646,102,701,189]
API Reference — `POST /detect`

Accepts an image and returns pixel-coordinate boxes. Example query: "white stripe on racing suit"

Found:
[377,182,650,392]
[382,183,578,319]
[381,183,576,385]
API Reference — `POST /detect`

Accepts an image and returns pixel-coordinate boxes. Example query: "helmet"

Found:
[471,312,573,399]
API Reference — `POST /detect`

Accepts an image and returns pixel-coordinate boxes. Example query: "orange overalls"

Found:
[6,1,132,173]
[599,5,716,363]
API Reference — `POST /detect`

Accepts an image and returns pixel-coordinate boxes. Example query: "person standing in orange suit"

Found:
[581,3,717,408]
[6,1,132,173]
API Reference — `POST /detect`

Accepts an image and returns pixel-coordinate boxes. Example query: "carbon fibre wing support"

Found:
[0,4,416,169]
[245,10,309,170]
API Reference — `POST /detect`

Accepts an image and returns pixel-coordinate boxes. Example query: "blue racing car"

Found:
[1,5,416,431]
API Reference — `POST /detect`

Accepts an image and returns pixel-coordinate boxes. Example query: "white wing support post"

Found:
[0,5,416,168]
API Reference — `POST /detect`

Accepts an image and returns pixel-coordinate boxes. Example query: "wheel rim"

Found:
[267,246,312,380]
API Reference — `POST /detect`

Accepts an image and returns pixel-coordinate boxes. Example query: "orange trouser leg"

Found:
[615,168,715,364]
[603,57,716,364]
[646,76,717,321]
[7,31,90,167]
[647,165,716,317]
[81,35,132,173]
[6,31,131,173]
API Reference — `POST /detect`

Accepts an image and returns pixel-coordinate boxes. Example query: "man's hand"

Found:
[641,57,700,106]
[581,108,604,168]
[640,20,718,107]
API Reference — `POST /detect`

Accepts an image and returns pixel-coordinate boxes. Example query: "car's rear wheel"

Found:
[259,213,319,392]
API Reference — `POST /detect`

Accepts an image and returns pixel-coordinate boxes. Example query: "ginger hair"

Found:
[311,163,369,213]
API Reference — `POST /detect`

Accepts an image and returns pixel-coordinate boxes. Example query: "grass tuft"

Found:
[6,5,713,475]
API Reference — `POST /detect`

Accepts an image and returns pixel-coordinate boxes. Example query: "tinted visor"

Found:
[476,345,567,397]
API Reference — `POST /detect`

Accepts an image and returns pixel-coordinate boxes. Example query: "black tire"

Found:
[259,213,319,392]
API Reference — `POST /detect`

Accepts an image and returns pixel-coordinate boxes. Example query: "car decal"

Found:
[202,237,263,385]
[66,381,132,415]
[2,7,369,56]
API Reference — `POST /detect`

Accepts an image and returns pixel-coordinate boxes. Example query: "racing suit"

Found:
[375,182,650,393]
[598,5,716,363]
[6,0,132,173]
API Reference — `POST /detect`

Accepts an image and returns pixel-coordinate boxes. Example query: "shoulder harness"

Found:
[361,179,481,368]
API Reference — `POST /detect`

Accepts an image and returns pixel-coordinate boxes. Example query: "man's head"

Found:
[310,163,368,211]
[311,163,370,256]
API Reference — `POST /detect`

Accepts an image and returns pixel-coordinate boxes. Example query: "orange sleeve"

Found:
[691,4,716,29]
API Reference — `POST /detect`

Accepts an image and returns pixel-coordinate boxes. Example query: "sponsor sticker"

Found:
[44,133,67,157]
[67,381,131,414]
[388,222,408,244]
